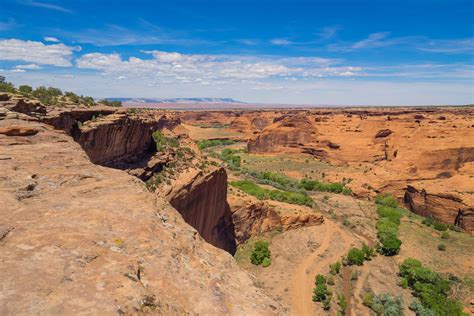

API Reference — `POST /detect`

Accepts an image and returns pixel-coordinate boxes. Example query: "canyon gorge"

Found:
[1,92,473,315]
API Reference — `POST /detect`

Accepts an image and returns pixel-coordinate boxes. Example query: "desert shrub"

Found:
[329,261,342,275]
[299,179,351,195]
[337,293,347,314]
[351,271,359,281]
[230,180,313,206]
[422,216,435,227]
[343,216,350,226]
[363,291,374,307]
[433,222,447,231]
[347,248,365,266]
[0,76,16,93]
[437,244,446,251]
[261,257,271,267]
[370,294,404,316]
[322,297,331,310]
[312,274,329,302]
[409,299,436,316]
[440,231,449,239]
[152,131,179,152]
[220,149,241,170]
[399,258,464,315]
[362,244,375,260]
[327,275,335,285]
[399,277,409,289]
[196,139,235,150]
[378,234,402,256]
[250,241,271,265]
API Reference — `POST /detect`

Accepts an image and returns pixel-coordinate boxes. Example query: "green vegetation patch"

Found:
[375,194,403,256]
[230,180,313,207]
[299,179,352,195]
[250,240,271,266]
[152,131,179,152]
[400,258,465,315]
[197,139,236,150]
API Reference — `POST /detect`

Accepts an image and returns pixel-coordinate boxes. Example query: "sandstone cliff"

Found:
[0,107,281,314]
[167,167,237,254]
[248,114,318,153]
[75,113,179,165]
[404,185,473,233]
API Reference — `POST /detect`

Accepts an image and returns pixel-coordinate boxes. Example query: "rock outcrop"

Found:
[168,167,237,254]
[248,114,318,153]
[230,197,324,244]
[74,113,179,165]
[404,185,473,233]
[0,108,281,314]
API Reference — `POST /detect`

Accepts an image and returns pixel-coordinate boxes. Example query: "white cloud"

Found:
[76,50,354,84]
[418,39,474,53]
[20,1,73,13]
[0,39,79,67]
[352,32,391,49]
[270,38,293,46]
[44,36,60,42]
[16,64,42,69]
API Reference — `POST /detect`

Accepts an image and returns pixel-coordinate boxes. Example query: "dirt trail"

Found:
[290,219,353,315]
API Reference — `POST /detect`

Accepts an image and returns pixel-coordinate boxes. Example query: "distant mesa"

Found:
[105,97,245,104]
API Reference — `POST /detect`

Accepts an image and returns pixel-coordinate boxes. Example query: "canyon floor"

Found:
[1,94,473,315]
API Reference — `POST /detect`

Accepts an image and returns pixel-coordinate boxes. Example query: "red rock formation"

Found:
[231,200,281,243]
[230,198,324,244]
[248,114,318,153]
[168,167,236,254]
[0,106,281,314]
[74,113,179,165]
[404,185,473,233]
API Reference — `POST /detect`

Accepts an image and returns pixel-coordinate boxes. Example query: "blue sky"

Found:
[0,0,473,105]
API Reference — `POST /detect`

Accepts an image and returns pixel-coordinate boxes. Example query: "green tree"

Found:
[250,240,271,265]
[18,85,33,96]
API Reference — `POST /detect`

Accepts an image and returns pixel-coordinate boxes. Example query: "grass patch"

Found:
[197,139,235,150]
[230,180,313,207]
[299,179,352,195]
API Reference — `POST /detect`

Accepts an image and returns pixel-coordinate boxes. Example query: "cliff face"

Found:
[248,114,318,153]
[74,113,179,165]
[168,167,237,254]
[0,107,281,314]
[404,185,473,233]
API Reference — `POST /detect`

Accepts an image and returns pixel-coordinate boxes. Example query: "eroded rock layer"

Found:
[404,185,474,232]
[74,113,179,165]
[0,109,281,314]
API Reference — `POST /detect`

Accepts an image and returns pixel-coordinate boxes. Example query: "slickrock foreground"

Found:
[0,107,281,314]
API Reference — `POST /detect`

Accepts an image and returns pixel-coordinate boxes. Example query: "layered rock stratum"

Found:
[0,96,281,315]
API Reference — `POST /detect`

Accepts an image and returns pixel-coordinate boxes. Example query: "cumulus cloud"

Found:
[0,39,79,66]
[76,50,354,85]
